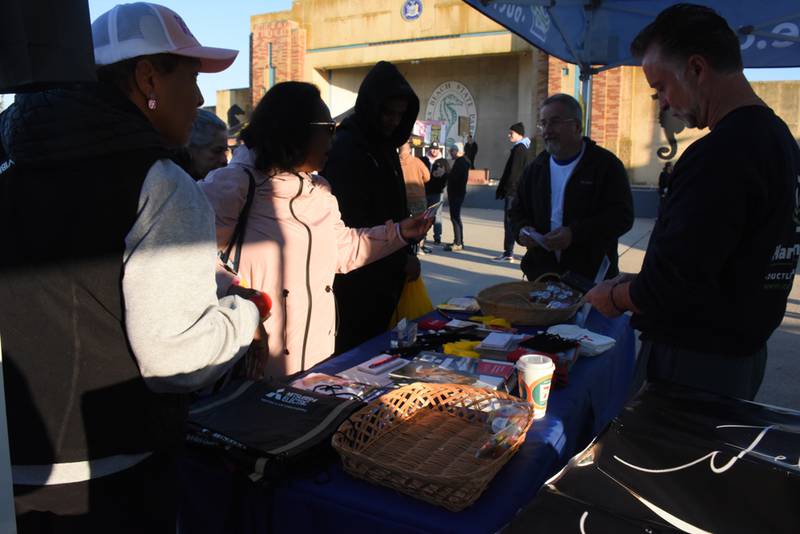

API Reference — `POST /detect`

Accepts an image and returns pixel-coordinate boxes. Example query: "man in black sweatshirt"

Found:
[587,4,800,401]
[323,61,420,353]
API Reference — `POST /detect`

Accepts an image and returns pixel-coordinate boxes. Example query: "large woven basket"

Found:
[476,277,581,326]
[332,383,534,511]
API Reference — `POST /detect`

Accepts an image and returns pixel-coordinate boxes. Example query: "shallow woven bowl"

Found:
[332,382,534,511]
[476,281,581,326]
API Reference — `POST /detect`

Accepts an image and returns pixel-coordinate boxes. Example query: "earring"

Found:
[147,96,157,110]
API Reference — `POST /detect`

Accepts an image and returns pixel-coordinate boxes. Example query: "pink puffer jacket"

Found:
[200,147,407,378]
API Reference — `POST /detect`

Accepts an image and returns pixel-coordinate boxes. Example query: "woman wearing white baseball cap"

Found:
[0,4,261,532]
[92,1,239,145]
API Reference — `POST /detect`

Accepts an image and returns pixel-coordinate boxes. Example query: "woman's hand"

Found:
[227,285,272,321]
[400,212,433,243]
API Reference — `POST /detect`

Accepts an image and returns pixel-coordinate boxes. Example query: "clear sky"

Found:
[80,1,799,106]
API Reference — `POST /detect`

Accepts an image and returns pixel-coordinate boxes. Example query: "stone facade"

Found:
[243,0,800,185]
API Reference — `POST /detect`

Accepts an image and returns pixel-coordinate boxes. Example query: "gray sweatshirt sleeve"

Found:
[122,159,260,393]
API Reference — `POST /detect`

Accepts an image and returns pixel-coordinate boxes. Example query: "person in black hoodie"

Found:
[443,143,471,252]
[0,4,262,531]
[510,94,633,281]
[587,5,800,400]
[323,61,420,354]
[465,134,478,169]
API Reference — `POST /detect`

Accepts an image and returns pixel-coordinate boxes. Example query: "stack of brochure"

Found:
[475,332,522,359]
[390,351,516,391]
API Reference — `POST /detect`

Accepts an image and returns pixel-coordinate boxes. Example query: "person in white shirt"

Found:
[510,93,633,281]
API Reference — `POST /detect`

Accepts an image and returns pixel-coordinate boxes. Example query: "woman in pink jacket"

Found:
[201,82,430,379]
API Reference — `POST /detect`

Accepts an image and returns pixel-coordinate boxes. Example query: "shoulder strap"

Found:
[221,169,257,272]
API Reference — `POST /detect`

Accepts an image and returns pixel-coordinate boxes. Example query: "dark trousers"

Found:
[502,196,515,256]
[333,267,404,354]
[448,193,465,246]
[15,451,178,534]
[630,340,768,401]
[425,193,443,242]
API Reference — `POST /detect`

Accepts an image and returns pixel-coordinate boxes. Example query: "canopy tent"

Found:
[463,0,800,135]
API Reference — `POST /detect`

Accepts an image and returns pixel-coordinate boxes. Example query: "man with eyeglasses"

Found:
[586,4,800,401]
[510,93,633,283]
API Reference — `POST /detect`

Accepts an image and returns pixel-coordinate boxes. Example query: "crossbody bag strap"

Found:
[220,168,257,272]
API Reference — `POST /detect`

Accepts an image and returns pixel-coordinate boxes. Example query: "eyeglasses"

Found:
[536,117,577,130]
[309,121,337,135]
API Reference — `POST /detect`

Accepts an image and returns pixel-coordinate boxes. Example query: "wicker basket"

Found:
[475,275,581,326]
[332,383,534,511]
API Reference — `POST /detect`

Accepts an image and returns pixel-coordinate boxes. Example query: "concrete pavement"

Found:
[420,208,800,410]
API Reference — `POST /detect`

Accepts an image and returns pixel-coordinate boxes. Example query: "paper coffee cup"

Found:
[516,354,555,419]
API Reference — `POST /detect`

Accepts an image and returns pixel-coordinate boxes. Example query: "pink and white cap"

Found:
[92,2,238,73]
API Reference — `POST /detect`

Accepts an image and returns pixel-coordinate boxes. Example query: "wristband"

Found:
[396,222,409,245]
[243,289,272,321]
[609,282,624,314]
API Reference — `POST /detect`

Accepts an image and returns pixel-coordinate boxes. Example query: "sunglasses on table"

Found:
[309,121,337,135]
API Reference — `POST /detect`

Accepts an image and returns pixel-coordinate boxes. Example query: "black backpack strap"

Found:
[220,169,257,272]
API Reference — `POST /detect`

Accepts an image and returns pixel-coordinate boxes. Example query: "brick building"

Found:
[231,0,800,185]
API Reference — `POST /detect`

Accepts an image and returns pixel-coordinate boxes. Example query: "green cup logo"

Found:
[531,376,551,410]
[518,373,552,410]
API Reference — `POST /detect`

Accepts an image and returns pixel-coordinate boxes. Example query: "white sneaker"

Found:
[491,254,514,263]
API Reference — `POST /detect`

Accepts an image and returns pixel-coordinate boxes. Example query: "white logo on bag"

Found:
[262,388,318,408]
[0,159,14,175]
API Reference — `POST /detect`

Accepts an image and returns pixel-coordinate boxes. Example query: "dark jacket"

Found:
[496,142,531,199]
[446,156,470,199]
[322,61,419,353]
[465,141,478,167]
[0,85,186,464]
[510,138,633,281]
[424,157,450,196]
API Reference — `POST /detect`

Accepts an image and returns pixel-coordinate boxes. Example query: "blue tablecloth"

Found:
[180,309,635,534]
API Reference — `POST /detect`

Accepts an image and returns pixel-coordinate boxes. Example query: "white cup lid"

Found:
[516,353,555,369]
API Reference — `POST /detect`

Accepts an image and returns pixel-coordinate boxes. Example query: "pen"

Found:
[368,354,400,369]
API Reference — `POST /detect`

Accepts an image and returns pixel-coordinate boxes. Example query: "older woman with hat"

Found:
[182,109,231,180]
[0,3,262,530]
